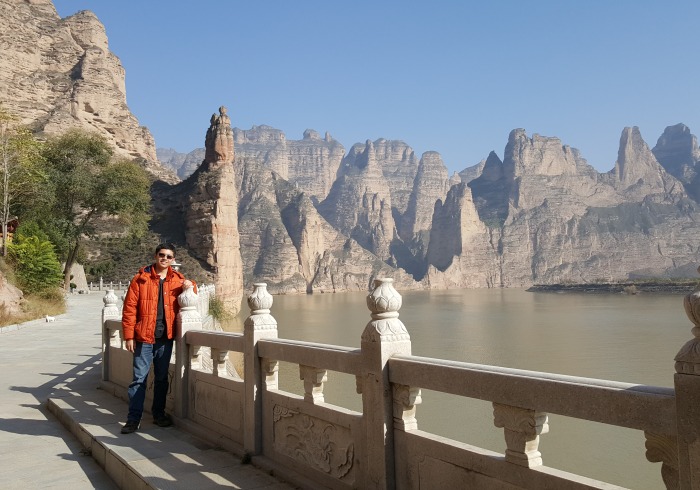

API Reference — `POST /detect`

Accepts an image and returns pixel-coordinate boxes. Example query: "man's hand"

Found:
[125,339,135,353]
[183,279,193,289]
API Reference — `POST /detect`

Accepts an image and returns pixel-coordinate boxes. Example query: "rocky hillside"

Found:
[164,121,700,291]
[0,0,176,183]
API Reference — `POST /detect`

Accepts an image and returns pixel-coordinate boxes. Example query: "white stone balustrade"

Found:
[97,277,700,490]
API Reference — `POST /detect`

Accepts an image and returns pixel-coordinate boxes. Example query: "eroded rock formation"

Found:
[318,140,395,262]
[0,0,176,182]
[232,126,345,201]
[184,107,244,314]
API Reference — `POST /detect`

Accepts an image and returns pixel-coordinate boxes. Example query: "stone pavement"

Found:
[0,292,294,489]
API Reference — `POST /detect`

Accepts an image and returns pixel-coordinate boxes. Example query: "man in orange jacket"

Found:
[121,243,196,434]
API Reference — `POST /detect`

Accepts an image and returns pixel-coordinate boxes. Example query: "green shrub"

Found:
[8,225,63,294]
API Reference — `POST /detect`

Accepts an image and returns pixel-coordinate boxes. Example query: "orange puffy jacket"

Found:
[122,264,197,343]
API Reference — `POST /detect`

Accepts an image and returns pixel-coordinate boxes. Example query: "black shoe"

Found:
[153,413,173,427]
[121,420,140,434]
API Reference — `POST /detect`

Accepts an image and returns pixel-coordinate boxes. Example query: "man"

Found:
[121,243,196,434]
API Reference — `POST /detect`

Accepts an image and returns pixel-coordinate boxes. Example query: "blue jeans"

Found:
[127,338,173,422]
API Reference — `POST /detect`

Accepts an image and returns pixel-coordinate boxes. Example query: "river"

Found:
[225,288,692,489]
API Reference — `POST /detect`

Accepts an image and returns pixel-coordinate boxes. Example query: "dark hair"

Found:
[155,243,176,256]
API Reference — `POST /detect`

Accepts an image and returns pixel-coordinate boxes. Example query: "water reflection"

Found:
[222,288,690,489]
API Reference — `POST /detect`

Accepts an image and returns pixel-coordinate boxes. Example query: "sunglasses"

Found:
[158,252,174,260]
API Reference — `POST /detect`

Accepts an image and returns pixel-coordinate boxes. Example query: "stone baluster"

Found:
[667,275,700,489]
[174,284,202,419]
[359,278,412,490]
[393,384,422,431]
[263,359,279,390]
[243,283,278,455]
[211,348,229,377]
[300,365,328,404]
[101,290,121,382]
[493,403,549,468]
[644,432,679,489]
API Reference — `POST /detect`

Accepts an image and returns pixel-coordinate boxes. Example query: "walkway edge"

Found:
[47,387,298,489]
[47,397,152,489]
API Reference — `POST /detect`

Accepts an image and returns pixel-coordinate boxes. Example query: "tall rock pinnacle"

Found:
[185,106,244,315]
[204,106,235,166]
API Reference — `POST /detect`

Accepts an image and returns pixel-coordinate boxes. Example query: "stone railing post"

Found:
[244,283,278,455]
[359,278,412,489]
[667,279,700,489]
[101,290,121,382]
[174,285,201,419]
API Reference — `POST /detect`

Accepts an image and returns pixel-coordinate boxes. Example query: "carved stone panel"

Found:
[272,405,355,483]
[194,379,241,431]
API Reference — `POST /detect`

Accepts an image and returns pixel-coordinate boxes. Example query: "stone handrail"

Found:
[187,329,244,353]
[99,279,700,490]
[388,355,677,433]
[258,338,363,376]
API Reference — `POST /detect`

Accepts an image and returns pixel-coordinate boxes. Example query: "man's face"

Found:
[154,249,175,271]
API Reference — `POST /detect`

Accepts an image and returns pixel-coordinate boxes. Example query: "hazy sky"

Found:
[53,1,700,174]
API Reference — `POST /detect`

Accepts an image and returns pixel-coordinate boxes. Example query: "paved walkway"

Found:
[0,292,294,489]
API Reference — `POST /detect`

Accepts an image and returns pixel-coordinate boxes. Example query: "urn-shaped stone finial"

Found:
[676,268,700,374]
[103,289,118,307]
[362,278,410,343]
[248,283,273,314]
[101,289,120,323]
[366,278,402,319]
[178,284,198,310]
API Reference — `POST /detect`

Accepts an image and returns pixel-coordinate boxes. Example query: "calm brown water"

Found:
[225,288,691,489]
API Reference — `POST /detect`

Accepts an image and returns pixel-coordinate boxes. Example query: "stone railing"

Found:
[100,279,700,490]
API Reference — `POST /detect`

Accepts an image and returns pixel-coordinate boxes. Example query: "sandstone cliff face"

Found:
[183,107,244,315]
[318,140,395,261]
[653,124,700,202]
[424,183,499,288]
[451,128,700,287]
[612,126,684,201]
[232,126,345,201]
[395,151,451,276]
[170,123,700,292]
[235,155,418,294]
[157,148,206,180]
[0,0,175,182]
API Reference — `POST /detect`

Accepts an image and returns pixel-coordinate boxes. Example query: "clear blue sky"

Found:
[53,1,700,174]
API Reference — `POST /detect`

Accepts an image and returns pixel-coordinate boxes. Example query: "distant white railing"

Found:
[100,279,700,490]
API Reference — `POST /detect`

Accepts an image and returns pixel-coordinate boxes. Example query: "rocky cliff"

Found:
[653,123,700,202]
[166,123,700,292]
[0,0,176,182]
[232,126,345,202]
[235,153,418,294]
[158,147,205,180]
[430,127,700,287]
